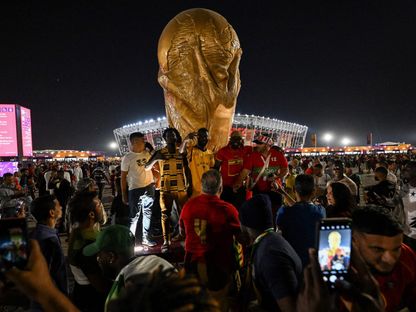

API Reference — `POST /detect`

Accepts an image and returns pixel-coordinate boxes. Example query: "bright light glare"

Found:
[109,142,118,149]
[341,137,351,146]
[134,246,144,253]
[322,133,333,142]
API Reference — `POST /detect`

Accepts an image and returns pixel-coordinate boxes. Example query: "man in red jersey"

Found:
[352,206,416,312]
[179,169,240,300]
[233,134,288,218]
[214,131,252,210]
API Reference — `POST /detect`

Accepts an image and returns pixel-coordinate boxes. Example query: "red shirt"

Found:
[243,149,288,192]
[375,244,416,312]
[216,145,253,187]
[180,194,240,271]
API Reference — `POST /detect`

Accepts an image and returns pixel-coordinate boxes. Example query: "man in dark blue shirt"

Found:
[31,195,68,311]
[276,174,326,267]
[240,194,303,311]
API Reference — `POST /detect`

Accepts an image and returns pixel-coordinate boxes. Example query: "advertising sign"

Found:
[20,107,33,157]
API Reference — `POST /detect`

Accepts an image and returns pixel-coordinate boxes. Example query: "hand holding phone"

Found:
[317,218,352,289]
[5,240,79,312]
[0,218,29,274]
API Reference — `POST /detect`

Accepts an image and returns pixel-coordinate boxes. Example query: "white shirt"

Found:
[109,164,116,173]
[314,174,331,191]
[44,171,53,194]
[121,151,153,190]
[73,166,83,183]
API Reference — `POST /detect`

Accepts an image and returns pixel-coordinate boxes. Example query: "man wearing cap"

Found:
[239,194,302,311]
[330,160,358,197]
[214,131,252,210]
[233,134,288,217]
[82,225,173,311]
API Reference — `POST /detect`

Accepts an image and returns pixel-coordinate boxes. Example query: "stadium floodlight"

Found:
[109,142,118,149]
[341,137,352,146]
[322,133,333,143]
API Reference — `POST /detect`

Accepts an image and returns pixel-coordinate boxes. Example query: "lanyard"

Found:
[249,228,274,263]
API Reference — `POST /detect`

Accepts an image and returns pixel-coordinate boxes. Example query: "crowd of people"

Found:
[0,128,416,311]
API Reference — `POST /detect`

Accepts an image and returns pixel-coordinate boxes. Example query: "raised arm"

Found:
[145,150,163,170]
[179,132,197,154]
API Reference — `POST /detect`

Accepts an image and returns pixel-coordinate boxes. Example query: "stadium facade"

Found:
[113,113,308,155]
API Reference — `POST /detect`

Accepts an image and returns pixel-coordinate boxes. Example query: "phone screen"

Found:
[0,218,29,273]
[318,219,352,287]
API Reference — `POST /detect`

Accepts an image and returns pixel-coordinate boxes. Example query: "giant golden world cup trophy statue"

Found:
[157,8,242,151]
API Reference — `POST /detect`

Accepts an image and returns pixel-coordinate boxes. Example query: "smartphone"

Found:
[317,218,352,288]
[0,218,29,273]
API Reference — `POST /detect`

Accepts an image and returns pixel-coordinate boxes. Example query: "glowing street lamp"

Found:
[109,142,118,150]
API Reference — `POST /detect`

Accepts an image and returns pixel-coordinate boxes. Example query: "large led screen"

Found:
[0,105,18,157]
[0,162,19,176]
[20,107,33,157]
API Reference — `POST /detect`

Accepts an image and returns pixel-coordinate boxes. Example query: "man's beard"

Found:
[369,265,394,276]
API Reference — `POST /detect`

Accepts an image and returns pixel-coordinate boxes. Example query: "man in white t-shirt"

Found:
[312,163,331,197]
[121,132,157,247]
[73,162,83,186]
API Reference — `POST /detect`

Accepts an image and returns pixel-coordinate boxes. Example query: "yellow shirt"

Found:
[188,146,215,197]
[284,173,296,205]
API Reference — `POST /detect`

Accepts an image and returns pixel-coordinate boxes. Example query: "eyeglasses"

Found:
[334,167,343,171]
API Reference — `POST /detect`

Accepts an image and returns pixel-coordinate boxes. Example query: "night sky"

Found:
[1,1,415,151]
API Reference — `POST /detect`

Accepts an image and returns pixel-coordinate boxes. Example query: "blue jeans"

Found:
[128,184,155,242]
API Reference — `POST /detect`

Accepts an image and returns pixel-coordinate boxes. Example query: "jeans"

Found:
[128,184,155,243]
